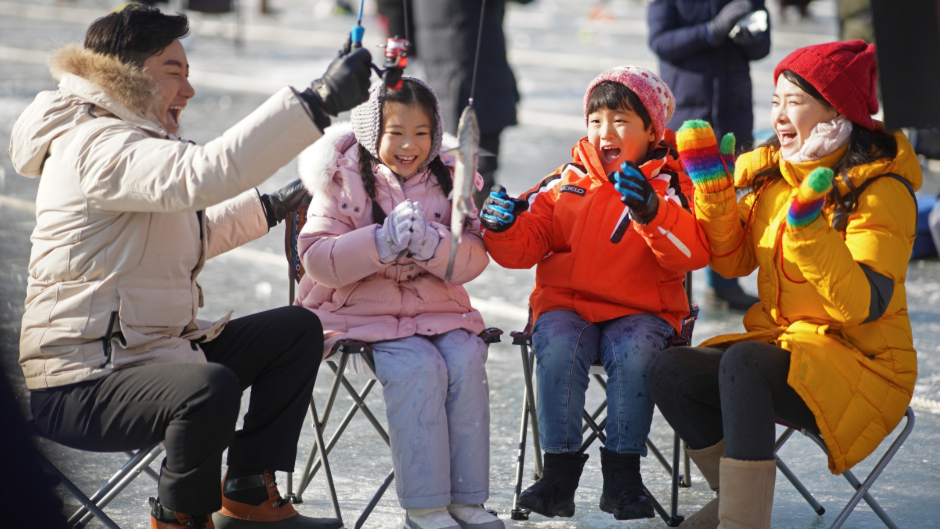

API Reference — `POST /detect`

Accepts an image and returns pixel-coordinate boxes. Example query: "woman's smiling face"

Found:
[772,75,841,159]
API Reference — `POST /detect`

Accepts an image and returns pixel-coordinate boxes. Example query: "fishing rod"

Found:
[349,0,409,92]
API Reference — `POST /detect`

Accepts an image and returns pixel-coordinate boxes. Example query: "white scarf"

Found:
[783,118,853,163]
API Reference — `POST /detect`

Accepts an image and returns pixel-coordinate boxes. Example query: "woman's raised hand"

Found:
[787,168,834,229]
[676,120,736,195]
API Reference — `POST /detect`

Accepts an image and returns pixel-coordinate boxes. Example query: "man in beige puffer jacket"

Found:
[8,5,371,528]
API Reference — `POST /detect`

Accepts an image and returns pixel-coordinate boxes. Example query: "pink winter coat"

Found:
[295,123,489,354]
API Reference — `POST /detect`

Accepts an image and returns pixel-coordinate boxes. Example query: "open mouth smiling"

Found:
[601,144,621,164]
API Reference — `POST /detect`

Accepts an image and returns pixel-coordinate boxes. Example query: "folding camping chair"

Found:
[773,407,916,529]
[508,272,698,527]
[28,420,164,529]
[281,210,504,529]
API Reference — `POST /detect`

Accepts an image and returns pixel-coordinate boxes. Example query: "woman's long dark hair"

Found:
[747,70,898,209]
[358,79,454,225]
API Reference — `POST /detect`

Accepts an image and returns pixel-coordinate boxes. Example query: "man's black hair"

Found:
[84,3,190,67]
[586,81,653,131]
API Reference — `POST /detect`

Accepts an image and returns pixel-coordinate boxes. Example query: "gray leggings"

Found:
[647,341,820,461]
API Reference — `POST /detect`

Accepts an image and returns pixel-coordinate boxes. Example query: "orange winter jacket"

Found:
[485,132,710,331]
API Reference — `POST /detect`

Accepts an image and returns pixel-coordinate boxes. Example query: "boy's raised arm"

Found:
[483,175,560,269]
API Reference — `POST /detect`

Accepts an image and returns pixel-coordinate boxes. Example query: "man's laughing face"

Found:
[142,39,194,136]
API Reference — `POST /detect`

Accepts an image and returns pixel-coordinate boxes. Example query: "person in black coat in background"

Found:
[414,0,526,209]
[648,0,770,311]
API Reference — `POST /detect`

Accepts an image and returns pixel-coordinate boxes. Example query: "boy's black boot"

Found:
[516,452,588,518]
[598,447,655,520]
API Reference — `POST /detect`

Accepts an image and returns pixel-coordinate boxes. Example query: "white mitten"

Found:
[375,200,414,263]
[407,202,441,261]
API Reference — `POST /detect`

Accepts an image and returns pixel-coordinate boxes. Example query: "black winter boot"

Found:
[517,452,588,518]
[598,448,655,520]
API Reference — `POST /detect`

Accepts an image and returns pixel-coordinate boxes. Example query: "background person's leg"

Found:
[431,329,491,506]
[531,309,600,453]
[200,306,323,473]
[371,335,451,509]
[598,313,676,455]
[646,346,726,450]
[718,341,819,461]
[29,363,241,516]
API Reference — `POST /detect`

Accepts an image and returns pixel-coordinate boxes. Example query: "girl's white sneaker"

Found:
[446,505,505,529]
[404,507,460,529]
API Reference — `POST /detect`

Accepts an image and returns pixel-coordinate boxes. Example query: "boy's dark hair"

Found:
[358,79,454,225]
[586,81,653,131]
[84,3,190,67]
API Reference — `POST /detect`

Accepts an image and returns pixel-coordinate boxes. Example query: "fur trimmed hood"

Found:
[9,44,165,178]
[50,43,161,122]
[297,121,460,196]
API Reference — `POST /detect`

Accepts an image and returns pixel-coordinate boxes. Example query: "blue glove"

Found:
[480,185,528,233]
[610,161,659,225]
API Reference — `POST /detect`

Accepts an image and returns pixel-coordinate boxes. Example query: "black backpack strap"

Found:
[831,172,917,231]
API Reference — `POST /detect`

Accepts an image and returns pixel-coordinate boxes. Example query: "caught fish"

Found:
[445,105,480,282]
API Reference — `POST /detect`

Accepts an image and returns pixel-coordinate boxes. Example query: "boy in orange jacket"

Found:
[482,67,709,521]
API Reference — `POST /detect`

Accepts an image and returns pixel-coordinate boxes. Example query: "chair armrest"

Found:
[479,327,504,345]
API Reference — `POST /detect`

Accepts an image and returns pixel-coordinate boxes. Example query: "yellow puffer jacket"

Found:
[694,128,919,474]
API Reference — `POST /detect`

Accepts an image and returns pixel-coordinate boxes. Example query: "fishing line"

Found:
[403,0,410,43]
[468,0,487,107]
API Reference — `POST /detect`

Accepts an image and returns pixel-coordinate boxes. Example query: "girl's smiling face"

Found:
[378,102,432,178]
[772,75,842,159]
[587,106,656,175]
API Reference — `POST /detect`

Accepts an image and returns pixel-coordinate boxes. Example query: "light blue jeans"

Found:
[532,310,675,455]
[361,330,490,509]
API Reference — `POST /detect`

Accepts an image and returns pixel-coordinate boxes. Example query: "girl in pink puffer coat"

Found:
[294,78,500,529]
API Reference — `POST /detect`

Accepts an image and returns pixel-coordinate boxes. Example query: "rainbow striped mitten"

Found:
[787,168,834,228]
[676,120,736,195]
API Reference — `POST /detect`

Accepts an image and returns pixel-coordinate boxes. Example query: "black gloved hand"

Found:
[707,0,752,45]
[260,179,311,229]
[480,185,528,233]
[310,47,373,116]
[610,161,659,225]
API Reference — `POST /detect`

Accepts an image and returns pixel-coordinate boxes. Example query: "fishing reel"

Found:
[348,27,410,91]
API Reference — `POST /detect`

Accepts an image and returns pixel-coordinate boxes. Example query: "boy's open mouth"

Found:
[167,106,183,129]
[601,145,621,164]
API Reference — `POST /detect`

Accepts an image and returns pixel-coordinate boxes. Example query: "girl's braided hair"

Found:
[358,79,453,225]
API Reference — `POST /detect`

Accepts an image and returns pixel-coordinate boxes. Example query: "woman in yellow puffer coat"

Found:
[646,40,919,529]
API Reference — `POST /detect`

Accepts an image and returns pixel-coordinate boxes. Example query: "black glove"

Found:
[260,179,311,229]
[480,185,528,233]
[707,0,752,45]
[609,161,659,225]
[310,47,373,116]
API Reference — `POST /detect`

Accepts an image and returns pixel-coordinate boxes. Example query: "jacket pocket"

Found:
[117,286,194,329]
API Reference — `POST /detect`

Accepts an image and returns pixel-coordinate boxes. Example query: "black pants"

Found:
[647,341,819,461]
[29,306,323,516]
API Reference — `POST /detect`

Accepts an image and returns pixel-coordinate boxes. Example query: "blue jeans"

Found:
[532,310,675,455]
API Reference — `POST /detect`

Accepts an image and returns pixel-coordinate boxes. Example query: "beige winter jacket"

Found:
[9,44,322,389]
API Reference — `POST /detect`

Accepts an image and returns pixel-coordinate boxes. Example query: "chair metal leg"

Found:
[294,355,349,501]
[36,452,121,529]
[774,428,825,515]
[309,402,343,525]
[354,470,395,529]
[124,451,159,483]
[668,432,685,527]
[647,438,674,477]
[519,344,542,479]
[824,408,914,529]
[294,380,378,502]
[511,362,533,521]
[73,445,164,527]
[682,443,692,487]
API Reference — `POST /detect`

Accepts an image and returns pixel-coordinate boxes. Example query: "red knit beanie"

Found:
[583,66,675,143]
[774,40,879,130]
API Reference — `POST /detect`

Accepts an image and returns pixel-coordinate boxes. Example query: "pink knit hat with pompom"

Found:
[583,66,676,143]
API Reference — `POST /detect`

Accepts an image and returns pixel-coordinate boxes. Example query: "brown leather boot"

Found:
[678,439,724,529]
[213,471,342,529]
[150,497,216,529]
